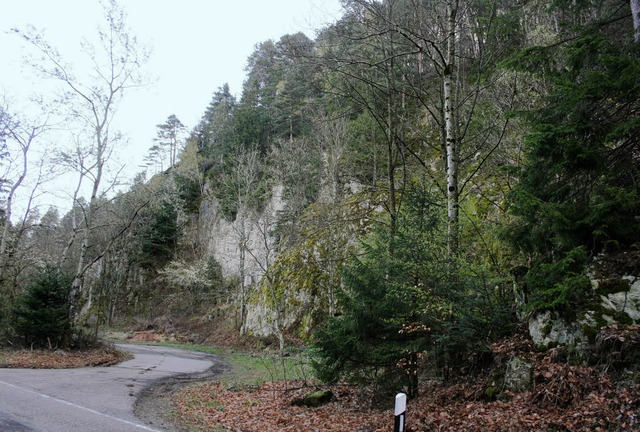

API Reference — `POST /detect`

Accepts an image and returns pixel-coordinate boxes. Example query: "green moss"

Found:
[482,371,505,401]
[546,340,560,349]
[542,322,553,338]
[292,389,334,407]
[596,278,631,296]
[484,386,497,400]
[612,311,634,325]
[296,313,314,340]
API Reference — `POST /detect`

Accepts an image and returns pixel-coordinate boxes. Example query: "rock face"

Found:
[197,185,301,338]
[198,185,285,282]
[528,310,589,348]
[599,276,640,322]
[528,266,640,349]
[243,287,313,339]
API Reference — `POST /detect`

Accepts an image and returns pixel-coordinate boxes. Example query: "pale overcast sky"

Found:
[0,0,343,214]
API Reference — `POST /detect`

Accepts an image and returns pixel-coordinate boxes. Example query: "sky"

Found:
[0,0,343,216]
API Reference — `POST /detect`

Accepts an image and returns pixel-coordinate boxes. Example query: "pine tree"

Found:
[154,114,185,169]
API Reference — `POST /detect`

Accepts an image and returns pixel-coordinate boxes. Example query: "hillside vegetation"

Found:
[1,1,639,429]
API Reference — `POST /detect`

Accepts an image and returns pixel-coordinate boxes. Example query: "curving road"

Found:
[0,344,221,432]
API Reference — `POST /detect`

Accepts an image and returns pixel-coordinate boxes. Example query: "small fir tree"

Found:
[13,266,71,348]
[313,182,515,398]
[312,184,447,398]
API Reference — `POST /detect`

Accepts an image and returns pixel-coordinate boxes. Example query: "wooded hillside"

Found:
[1,1,639,424]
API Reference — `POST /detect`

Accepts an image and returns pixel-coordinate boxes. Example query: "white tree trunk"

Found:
[632,0,640,43]
[444,0,459,256]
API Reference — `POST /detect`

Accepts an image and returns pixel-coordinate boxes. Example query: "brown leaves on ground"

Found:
[409,375,639,431]
[174,380,393,432]
[128,330,166,343]
[0,346,129,368]
[174,376,639,432]
[404,337,640,432]
[174,332,640,432]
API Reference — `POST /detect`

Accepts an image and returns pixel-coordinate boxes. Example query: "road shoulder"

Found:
[134,356,229,431]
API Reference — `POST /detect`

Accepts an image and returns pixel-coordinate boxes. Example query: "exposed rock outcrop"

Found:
[197,185,285,282]
[528,252,640,350]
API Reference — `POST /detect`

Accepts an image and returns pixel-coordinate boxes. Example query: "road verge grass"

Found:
[128,340,314,387]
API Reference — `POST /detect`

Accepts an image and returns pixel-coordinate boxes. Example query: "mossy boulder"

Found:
[291,389,334,408]
[504,356,533,392]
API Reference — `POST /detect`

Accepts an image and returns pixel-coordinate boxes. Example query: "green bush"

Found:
[13,266,71,349]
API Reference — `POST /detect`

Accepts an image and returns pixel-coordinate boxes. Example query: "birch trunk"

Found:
[444,0,459,256]
[632,0,640,43]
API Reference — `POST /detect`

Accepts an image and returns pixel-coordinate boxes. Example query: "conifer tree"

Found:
[505,2,640,311]
[313,182,514,396]
[13,266,71,348]
[313,184,444,398]
[153,114,185,170]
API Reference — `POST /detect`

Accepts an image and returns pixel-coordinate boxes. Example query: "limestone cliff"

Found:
[195,185,287,338]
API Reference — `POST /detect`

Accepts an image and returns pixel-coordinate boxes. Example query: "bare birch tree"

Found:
[14,0,149,329]
[443,0,460,255]
[345,0,518,256]
[0,102,50,279]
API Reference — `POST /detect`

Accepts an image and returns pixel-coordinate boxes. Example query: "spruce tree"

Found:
[505,5,640,311]
[313,185,444,398]
[313,183,514,397]
[13,266,71,349]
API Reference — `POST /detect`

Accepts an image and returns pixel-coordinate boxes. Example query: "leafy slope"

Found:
[175,381,392,432]
[0,346,128,368]
[174,333,640,432]
[174,375,639,432]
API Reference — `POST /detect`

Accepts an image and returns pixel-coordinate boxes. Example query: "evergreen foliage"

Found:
[13,266,71,348]
[312,183,515,397]
[173,172,202,214]
[196,83,237,175]
[523,246,592,316]
[504,5,640,314]
[134,201,179,270]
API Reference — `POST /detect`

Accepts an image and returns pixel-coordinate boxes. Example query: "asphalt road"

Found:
[0,344,216,432]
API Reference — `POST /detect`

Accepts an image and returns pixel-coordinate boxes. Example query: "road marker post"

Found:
[394,392,407,432]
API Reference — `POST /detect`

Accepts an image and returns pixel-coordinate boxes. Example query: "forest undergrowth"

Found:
[173,331,640,432]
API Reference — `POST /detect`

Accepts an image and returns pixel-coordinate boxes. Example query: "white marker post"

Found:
[394,392,407,432]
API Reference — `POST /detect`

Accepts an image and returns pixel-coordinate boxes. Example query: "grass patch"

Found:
[116,339,314,386]
[222,350,313,387]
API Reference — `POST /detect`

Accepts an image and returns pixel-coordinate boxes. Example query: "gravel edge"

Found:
[133,354,230,431]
